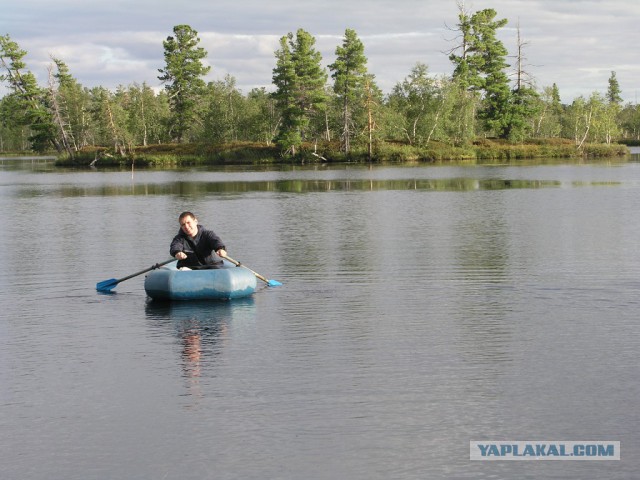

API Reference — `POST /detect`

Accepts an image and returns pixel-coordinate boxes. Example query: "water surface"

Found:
[1,155,639,479]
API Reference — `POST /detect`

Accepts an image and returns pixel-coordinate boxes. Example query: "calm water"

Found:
[1,153,640,479]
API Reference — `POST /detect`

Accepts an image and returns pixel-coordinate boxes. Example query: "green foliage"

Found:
[607,71,623,105]
[505,86,540,142]
[50,57,87,152]
[200,75,247,143]
[468,9,512,137]
[562,92,623,147]
[0,94,29,150]
[439,77,479,146]
[619,103,640,140]
[0,20,633,162]
[533,84,563,138]
[387,63,439,146]
[450,8,539,141]
[120,82,170,146]
[272,29,327,155]
[329,28,369,152]
[473,138,560,160]
[158,25,210,142]
[581,142,628,157]
[0,34,58,151]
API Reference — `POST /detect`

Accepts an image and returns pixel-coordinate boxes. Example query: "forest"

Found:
[1,7,638,165]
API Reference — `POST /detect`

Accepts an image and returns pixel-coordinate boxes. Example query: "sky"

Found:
[1,0,639,104]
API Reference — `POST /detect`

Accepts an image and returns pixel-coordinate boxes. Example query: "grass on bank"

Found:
[53,138,630,168]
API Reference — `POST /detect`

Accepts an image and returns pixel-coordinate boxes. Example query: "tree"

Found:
[506,86,539,141]
[448,1,479,92]
[158,25,210,142]
[534,84,563,138]
[88,86,129,154]
[602,71,623,144]
[471,9,511,137]
[504,23,540,141]
[0,34,58,151]
[329,28,368,153]
[0,94,30,151]
[387,63,440,146]
[123,82,170,146]
[242,87,279,144]
[450,8,512,138]
[272,35,300,153]
[363,74,383,161]
[433,76,475,146]
[599,101,621,144]
[607,71,622,105]
[47,57,87,157]
[447,2,481,142]
[201,74,246,143]
[272,29,327,156]
[564,93,613,148]
[619,103,640,140]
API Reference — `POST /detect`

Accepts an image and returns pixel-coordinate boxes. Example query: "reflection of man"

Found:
[182,331,202,378]
[181,330,203,404]
[180,322,229,406]
[170,211,227,270]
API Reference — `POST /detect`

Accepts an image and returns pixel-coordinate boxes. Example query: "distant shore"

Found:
[1,139,632,167]
[46,139,631,168]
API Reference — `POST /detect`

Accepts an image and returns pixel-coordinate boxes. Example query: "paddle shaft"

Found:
[116,258,175,282]
[222,255,271,284]
[97,258,175,291]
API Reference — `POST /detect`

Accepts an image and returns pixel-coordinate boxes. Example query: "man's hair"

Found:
[179,211,196,221]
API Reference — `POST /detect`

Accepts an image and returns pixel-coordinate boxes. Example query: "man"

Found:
[170,211,228,269]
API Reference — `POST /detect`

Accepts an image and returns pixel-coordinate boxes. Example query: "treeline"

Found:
[1,7,638,164]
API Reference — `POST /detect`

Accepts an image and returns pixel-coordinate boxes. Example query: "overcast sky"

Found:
[2,0,639,103]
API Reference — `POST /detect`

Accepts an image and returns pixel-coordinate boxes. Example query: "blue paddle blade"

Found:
[96,279,118,292]
[267,279,282,287]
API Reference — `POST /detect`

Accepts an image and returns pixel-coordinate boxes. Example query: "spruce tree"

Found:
[158,25,210,142]
[470,9,511,137]
[329,28,368,153]
[450,8,512,138]
[0,34,59,151]
[607,71,622,105]
[272,29,327,156]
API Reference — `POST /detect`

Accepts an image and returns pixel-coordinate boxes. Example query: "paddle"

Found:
[96,258,175,292]
[222,254,282,287]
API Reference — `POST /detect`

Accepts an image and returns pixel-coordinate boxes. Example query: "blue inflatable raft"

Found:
[144,260,257,301]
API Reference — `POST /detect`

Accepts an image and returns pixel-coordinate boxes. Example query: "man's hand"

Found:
[175,252,187,260]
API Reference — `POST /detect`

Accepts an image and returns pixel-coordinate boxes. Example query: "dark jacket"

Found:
[170,225,226,269]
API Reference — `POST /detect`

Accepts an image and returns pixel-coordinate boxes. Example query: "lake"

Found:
[1,151,639,479]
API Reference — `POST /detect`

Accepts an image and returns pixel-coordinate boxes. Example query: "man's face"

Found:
[180,215,198,238]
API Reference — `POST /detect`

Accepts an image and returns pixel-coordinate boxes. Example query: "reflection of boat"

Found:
[144,260,257,301]
[144,296,256,321]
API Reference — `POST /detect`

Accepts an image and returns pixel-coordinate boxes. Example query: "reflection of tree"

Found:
[53,177,564,197]
[449,192,514,390]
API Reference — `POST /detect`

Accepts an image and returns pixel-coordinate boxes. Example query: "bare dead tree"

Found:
[511,21,537,92]
[46,64,76,158]
[364,77,378,162]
